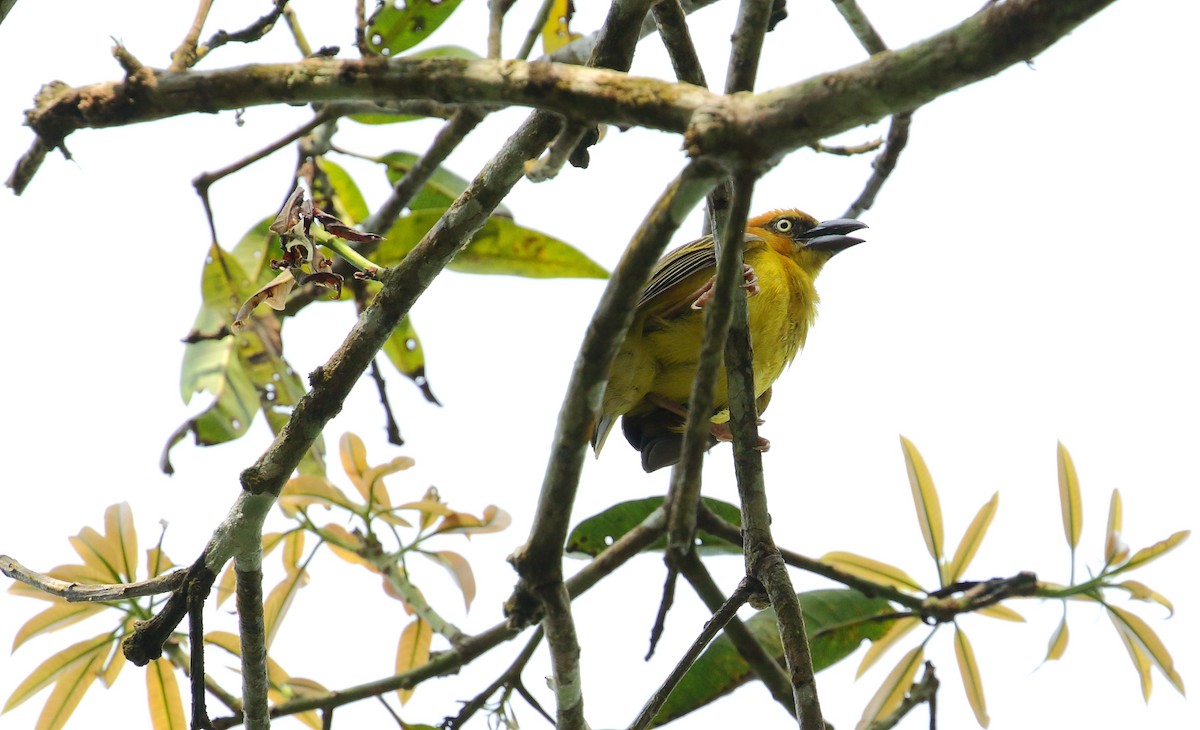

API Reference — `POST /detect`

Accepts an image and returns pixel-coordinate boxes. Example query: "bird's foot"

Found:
[709,422,770,451]
[690,264,760,310]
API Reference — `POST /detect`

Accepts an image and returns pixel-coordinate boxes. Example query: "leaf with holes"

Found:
[566,497,741,557]
[366,0,466,56]
[380,308,440,404]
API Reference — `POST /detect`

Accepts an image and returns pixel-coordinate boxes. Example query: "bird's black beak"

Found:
[802,218,867,254]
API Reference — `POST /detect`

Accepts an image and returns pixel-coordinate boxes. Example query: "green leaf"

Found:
[566,497,741,557]
[372,294,439,404]
[1057,441,1083,551]
[899,435,945,583]
[379,209,607,279]
[318,157,370,224]
[366,0,466,56]
[379,152,476,211]
[651,590,895,727]
[229,217,280,292]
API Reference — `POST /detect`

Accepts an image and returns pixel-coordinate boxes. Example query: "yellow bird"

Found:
[592,209,866,472]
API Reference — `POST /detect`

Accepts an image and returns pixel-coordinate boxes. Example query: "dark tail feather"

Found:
[622,409,717,473]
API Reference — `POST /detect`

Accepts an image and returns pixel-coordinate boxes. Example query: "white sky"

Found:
[1,1,1196,729]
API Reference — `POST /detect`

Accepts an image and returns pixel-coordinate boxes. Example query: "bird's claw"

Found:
[690,264,760,310]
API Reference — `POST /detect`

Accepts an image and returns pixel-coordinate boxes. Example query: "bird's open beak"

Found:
[802,218,867,254]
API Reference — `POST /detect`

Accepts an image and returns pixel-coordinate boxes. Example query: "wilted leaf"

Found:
[856,646,925,730]
[395,617,433,705]
[899,436,945,581]
[954,626,989,727]
[821,551,924,593]
[856,616,920,678]
[435,505,512,537]
[321,523,370,567]
[654,590,894,727]
[366,0,466,56]
[1116,580,1175,617]
[946,492,998,584]
[146,658,186,730]
[279,475,359,517]
[566,497,739,557]
[339,432,370,496]
[1057,441,1083,551]
[420,551,476,610]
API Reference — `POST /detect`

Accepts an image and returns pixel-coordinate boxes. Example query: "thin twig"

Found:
[189,572,214,730]
[283,5,312,57]
[0,555,187,601]
[679,552,794,713]
[368,358,404,445]
[652,0,708,86]
[629,578,757,730]
[844,111,912,219]
[446,628,545,729]
[830,0,887,54]
[516,0,559,60]
[866,662,939,730]
[195,0,290,66]
[170,0,215,72]
[487,0,519,59]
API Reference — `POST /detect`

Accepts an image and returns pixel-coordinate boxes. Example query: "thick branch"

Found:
[14,0,1117,187]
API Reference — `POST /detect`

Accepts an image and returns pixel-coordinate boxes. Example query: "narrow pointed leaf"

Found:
[339,432,369,496]
[947,492,998,584]
[395,617,432,705]
[263,568,310,648]
[104,503,139,582]
[1107,605,1186,696]
[100,634,127,688]
[282,531,305,572]
[954,626,990,727]
[435,505,512,536]
[899,436,945,577]
[821,551,924,593]
[34,646,103,730]
[146,658,186,730]
[1045,616,1069,661]
[320,523,370,567]
[976,604,1024,622]
[1113,530,1190,576]
[379,311,440,404]
[215,562,237,608]
[1108,609,1154,700]
[279,475,359,516]
[566,497,739,557]
[1105,489,1125,564]
[4,633,113,713]
[145,546,174,580]
[1057,441,1083,550]
[856,646,924,730]
[69,527,123,583]
[856,616,920,678]
[12,601,106,651]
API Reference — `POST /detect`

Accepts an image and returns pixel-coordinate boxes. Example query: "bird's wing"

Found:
[637,232,766,315]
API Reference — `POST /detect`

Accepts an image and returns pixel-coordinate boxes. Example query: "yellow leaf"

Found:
[1117,580,1175,617]
[261,531,286,558]
[69,527,122,583]
[145,546,174,579]
[946,492,999,584]
[423,551,476,610]
[1045,616,1069,661]
[320,523,370,567]
[146,658,186,730]
[215,561,237,608]
[954,626,990,727]
[11,601,106,651]
[1115,530,1190,576]
[900,436,945,581]
[395,617,432,705]
[855,645,924,730]
[435,505,513,537]
[100,624,129,688]
[339,432,370,497]
[1109,610,1153,700]
[1107,605,1186,697]
[263,568,310,648]
[362,456,416,510]
[856,616,920,678]
[976,604,1024,622]
[283,531,306,572]
[1105,489,1127,564]
[280,475,359,516]
[1057,442,1083,551]
[4,633,113,713]
[104,503,139,582]
[821,551,924,593]
[34,645,104,730]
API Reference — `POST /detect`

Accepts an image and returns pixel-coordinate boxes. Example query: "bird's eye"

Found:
[775,218,793,233]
